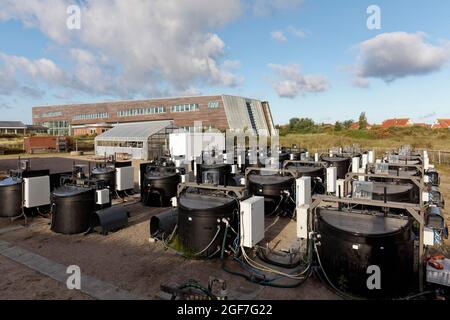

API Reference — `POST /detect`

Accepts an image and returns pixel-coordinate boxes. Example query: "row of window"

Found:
[208,101,220,109]
[73,112,109,121]
[97,141,144,148]
[171,103,199,113]
[117,107,165,117]
[34,111,63,118]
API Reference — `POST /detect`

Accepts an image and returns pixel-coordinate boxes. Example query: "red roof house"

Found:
[432,119,450,129]
[381,118,412,128]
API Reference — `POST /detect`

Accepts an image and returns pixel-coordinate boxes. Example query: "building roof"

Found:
[0,121,26,128]
[432,119,450,129]
[95,120,173,141]
[350,122,372,129]
[381,118,411,128]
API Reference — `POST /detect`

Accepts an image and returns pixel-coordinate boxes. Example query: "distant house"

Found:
[0,121,27,134]
[381,118,412,128]
[350,122,372,130]
[432,119,450,129]
[0,121,47,135]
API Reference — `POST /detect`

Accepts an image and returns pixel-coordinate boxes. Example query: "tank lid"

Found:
[372,183,413,195]
[179,193,234,210]
[321,156,351,162]
[52,186,92,197]
[0,177,22,186]
[248,174,294,185]
[320,209,409,235]
[286,166,323,174]
[200,164,230,170]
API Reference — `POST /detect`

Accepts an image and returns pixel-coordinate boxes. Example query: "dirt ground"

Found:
[0,155,448,300]
[0,204,336,300]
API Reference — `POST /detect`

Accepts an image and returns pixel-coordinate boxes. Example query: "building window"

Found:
[171,103,199,113]
[73,112,108,121]
[34,111,63,119]
[39,121,69,136]
[208,101,220,109]
[117,106,166,117]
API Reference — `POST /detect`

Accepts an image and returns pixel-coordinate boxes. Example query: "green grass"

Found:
[280,127,450,151]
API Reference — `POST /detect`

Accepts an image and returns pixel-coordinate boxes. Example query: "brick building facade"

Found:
[32,95,275,136]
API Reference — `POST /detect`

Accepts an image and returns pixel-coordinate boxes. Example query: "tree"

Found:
[287,117,317,133]
[334,121,343,132]
[342,120,354,130]
[359,112,368,130]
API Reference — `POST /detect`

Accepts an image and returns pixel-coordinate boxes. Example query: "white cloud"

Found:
[268,63,330,98]
[0,0,246,98]
[287,26,309,38]
[351,32,450,86]
[250,0,303,16]
[271,30,287,42]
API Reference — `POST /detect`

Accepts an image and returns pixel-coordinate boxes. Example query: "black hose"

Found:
[257,248,303,269]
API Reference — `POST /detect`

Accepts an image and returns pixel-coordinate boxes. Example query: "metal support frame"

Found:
[310,194,425,292]
[177,182,246,199]
[368,162,425,178]
[344,172,426,202]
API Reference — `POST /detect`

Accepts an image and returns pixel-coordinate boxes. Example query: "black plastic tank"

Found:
[316,208,415,298]
[143,166,181,207]
[248,174,295,214]
[91,166,116,191]
[278,152,290,165]
[286,165,326,194]
[196,163,232,186]
[321,156,351,179]
[0,177,23,218]
[177,193,238,258]
[51,186,96,234]
[248,174,295,197]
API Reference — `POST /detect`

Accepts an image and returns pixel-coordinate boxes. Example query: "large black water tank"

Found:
[143,167,180,207]
[196,163,232,185]
[0,177,22,218]
[286,165,326,194]
[316,208,415,298]
[248,174,295,214]
[321,156,351,179]
[178,193,238,258]
[51,186,96,234]
[91,166,116,191]
[248,174,295,197]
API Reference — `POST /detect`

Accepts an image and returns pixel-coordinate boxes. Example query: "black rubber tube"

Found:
[257,248,303,269]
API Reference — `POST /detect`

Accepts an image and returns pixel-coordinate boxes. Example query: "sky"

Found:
[0,0,449,125]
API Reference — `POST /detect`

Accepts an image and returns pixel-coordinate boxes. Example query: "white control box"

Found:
[352,157,360,173]
[240,196,265,248]
[424,227,435,246]
[116,167,134,191]
[422,191,430,203]
[96,189,110,205]
[336,179,348,197]
[296,205,309,239]
[24,176,50,208]
[361,154,368,170]
[358,168,366,181]
[368,150,375,164]
[326,167,337,193]
[296,176,311,206]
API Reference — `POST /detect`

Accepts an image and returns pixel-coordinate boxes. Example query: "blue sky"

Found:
[0,0,449,125]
